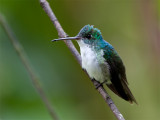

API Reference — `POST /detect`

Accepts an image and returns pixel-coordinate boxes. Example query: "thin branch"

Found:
[40,0,81,65]
[39,0,125,120]
[0,14,59,120]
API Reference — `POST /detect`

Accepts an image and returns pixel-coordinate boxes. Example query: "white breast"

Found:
[77,40,109,83]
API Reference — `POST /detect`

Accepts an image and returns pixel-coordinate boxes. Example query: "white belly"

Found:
[78,41,109,83]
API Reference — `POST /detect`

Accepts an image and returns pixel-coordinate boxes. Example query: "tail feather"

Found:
[121,81,137,104]
[107,82,137,104]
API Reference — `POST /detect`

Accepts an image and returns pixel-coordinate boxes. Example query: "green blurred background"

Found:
[0,0,160,120]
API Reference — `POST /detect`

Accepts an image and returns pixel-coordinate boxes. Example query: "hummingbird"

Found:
[52,25,137,104]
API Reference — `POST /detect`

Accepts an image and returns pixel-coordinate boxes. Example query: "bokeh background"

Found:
[0,0,160,120]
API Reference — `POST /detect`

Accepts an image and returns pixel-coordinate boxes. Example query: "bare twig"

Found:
[39,0,125,120]
[0,14,59,120]
[40,0,81,65]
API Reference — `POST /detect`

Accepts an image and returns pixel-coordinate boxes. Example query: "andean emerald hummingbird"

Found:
[52,25,137,104]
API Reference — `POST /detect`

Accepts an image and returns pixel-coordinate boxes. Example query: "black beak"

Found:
[52,36,81,42]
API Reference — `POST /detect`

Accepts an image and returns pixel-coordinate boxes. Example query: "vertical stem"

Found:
[0,14,59,120]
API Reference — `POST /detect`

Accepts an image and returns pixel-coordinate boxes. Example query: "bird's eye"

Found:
[86,34,92,39]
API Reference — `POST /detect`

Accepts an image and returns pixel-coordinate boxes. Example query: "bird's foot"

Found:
[95,81,106,89]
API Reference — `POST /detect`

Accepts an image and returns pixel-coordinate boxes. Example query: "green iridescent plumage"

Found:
[78,25,103,47]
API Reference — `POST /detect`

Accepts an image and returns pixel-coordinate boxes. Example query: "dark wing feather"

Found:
[103,47,137,104]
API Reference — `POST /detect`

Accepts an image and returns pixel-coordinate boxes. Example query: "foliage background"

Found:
[0,0,160,120]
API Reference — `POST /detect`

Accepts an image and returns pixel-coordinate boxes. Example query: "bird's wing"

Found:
[103,47,137,104]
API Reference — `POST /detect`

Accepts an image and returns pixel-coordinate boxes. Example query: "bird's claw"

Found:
[95,81,105,89]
